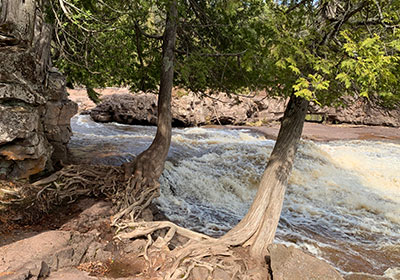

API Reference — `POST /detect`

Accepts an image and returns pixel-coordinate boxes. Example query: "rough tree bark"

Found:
[121,0,177,204]
[221,94,309,261]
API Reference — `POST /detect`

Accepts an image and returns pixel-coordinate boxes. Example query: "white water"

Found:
[70,115,400,279]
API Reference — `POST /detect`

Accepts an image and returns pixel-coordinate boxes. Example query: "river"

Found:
[69,115,400,279]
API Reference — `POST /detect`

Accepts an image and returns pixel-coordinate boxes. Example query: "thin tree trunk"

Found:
[124,0,177,183]
[221,94,309,262]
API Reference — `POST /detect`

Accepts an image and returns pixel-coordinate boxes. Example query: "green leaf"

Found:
[288,64,300,75]
[295,88,313,99]
[336,73,351,89]
[276,59,286,69]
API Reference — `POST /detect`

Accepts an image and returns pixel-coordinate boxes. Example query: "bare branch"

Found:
[58,0,93,33]
[319,0,368,47]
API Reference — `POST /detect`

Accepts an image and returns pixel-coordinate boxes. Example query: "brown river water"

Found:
[69,115,400,279]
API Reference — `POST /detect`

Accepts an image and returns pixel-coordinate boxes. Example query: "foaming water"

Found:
[281,141,400,276]
[69,115,400,279]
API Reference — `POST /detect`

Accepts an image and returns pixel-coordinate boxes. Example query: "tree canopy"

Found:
[270,0,400,106]
[49,0,400,107]
[48,0,268,96]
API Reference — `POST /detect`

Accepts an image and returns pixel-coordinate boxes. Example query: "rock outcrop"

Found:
[0,230,111,280]
[309,96,400,127]
[0,232,345,280]
[0,0,77,179]
[268,244,344,280]
[90,92,400,128]
[0,199,113,280]
[90,92,286,127]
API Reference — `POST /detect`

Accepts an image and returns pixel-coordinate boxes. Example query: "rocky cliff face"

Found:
[90,92,287,127]
[309,97,400,127]
[90,92,400,128]
[0,0,77,179]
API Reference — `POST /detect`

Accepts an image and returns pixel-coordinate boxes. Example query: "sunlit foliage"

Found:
[49,0,400,106]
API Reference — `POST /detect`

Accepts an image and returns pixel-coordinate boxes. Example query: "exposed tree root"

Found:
[111,175,160,224]
[0,164,159,224]
[114,220,270,280]
[1,164,270,279]
[114,221,213,242]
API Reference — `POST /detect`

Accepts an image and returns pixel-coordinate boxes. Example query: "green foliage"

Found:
[339,31,399,101]
[49,0,400,107]
[49,0,163,91]
[50,0,273,95]
[266,0,400,106]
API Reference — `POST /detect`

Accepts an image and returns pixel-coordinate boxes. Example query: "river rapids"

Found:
[69,115,400,279]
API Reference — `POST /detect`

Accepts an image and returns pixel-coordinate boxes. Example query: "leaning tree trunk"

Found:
[121,1,177,206]
[221,94,309,262]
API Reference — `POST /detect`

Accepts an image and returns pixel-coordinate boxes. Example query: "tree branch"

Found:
[174,48,247,57]
[319,0,368,47]
[134,21,163,40]
[285,0,311,14]
[373,0,400,28]
[58,0,93,33]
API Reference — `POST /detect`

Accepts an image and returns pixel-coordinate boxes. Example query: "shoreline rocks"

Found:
[89,92,287,127]
[89,91,400,128]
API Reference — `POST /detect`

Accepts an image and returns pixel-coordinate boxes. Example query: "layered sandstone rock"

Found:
[267,244,344,280]
[90,92,286,127]
[90,92,400,128]
[309,96,400,127]
[0,0,77,179]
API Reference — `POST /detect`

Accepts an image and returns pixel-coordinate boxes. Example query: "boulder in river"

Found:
[90,92,286,127]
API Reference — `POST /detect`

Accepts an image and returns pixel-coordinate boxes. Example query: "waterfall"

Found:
[70,115,400,279]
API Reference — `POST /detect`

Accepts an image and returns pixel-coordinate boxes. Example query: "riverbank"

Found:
[68,114,400,280]
[68,87,400,142]
[1,90,399,279]
[243,122,400,142]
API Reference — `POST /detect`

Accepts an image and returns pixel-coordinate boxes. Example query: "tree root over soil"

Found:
[113,221,270,279]
[0,164,159,224]
[1,164,271,279]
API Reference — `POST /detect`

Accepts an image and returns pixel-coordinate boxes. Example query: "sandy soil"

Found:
[69,88,400,142]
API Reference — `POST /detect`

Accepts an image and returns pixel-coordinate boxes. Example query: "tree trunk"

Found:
[221,94,309,262]
[124,0,177,184]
